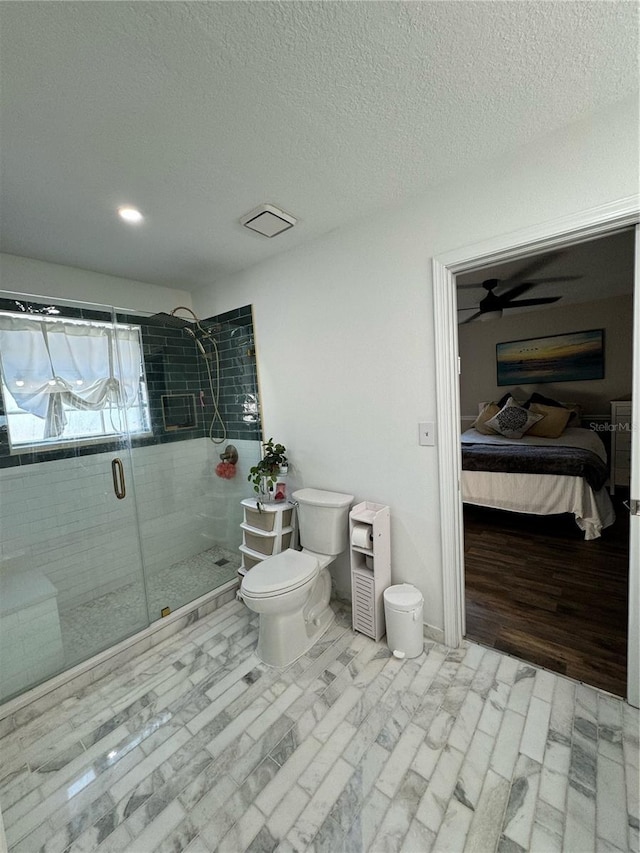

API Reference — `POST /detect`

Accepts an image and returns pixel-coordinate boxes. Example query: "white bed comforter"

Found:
[460,427,615,540]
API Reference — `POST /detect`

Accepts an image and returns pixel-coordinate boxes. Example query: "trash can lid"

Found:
[383,583,423,611]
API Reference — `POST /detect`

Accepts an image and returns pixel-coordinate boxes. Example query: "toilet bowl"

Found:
[240,487,353,667]
[241,549,333,666]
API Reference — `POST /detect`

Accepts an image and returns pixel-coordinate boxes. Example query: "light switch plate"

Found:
[419,422,435,446]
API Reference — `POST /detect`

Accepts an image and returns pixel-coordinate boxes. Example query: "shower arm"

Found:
[170,306,213,340]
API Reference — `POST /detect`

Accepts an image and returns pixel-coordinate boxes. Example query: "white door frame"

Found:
[433,195,640,703]
[628,223,640,707]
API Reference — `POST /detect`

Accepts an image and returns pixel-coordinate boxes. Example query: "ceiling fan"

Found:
[457,254,582,324]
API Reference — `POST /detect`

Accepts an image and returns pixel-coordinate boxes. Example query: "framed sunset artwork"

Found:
[496,329,604,386]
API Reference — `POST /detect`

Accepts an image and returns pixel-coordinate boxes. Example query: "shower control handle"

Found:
[111,458,126,500]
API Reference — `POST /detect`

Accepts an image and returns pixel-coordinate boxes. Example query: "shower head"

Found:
[146,307,218,355]
[182,325,207,355]
[145,312,204,353]
[146,311,194,330]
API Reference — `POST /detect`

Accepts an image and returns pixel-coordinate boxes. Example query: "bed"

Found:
[461,426,616,540]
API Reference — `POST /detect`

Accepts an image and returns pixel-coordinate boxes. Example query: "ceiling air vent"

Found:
[240,204,297,237]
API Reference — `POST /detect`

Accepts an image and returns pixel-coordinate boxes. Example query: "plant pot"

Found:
[258,477,276,503]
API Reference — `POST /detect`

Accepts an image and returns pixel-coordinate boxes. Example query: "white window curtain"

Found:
[0,314,143,438]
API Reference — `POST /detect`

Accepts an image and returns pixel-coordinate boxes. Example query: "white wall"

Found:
[458,294,634,419]
[192,96,639,632]
[0,253,192,315]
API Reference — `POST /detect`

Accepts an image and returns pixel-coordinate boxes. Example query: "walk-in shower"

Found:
[0,292,262,705]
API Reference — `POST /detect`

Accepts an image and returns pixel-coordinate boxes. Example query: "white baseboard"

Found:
[423,622,446,644]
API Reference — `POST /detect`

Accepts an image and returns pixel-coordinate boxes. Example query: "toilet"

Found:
[240,487,354,667]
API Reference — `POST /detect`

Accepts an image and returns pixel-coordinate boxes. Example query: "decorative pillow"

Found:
[559,402,582,427]
[525,402,572,438]
[496,391,513,408]
[485,397,543,439]
[525,392,581,427]
[473,402,501,435]
[478,392,524,416]
[526,391,562,408]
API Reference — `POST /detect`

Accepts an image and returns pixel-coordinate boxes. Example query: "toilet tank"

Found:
[292,488,354,555]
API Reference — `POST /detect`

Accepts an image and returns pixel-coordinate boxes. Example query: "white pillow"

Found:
[485,397,543,439]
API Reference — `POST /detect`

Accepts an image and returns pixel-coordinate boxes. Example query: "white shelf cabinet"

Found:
[349,501,391,641]
[610,400,633,494]
[238,499,294,577]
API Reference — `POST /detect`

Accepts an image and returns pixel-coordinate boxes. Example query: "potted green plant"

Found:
[248,438,288,503]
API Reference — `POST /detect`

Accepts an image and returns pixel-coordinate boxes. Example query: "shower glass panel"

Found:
[127,306,258,618]
[0,293,150,704]
[0,293,261,705]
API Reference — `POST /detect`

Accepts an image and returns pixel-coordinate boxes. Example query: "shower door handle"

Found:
[111,458,126,500]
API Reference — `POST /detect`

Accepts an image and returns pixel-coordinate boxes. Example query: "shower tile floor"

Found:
[60,546,241,667]
[1,599,638,852]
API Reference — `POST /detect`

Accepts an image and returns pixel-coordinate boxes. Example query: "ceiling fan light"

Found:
[479,310,502,321]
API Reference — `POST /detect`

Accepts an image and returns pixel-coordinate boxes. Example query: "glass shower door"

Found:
[0,294,150,703]
[122,306,255,619]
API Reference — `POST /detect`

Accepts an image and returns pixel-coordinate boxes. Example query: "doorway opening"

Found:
[455,231,633,696]
[432,198,639,704]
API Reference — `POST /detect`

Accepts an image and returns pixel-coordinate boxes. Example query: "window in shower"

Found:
[0,311,151,451]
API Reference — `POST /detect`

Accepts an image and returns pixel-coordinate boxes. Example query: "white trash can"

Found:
[383,584,424,659]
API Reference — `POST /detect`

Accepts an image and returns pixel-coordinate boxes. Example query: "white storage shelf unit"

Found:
[239,498,294,576]
[350,501,390,641]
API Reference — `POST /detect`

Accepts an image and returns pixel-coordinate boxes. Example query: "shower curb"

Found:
[0,580,239,734]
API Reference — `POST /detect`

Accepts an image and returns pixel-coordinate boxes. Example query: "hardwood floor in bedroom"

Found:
[463,496,629,698]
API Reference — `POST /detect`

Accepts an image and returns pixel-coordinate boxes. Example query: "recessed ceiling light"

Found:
[118,206,144,224]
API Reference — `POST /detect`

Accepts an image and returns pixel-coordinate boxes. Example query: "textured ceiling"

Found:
[1,1,638,291]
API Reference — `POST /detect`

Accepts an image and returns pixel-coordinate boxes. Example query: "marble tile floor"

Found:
[0,598,638,853]
[59,546,241,668]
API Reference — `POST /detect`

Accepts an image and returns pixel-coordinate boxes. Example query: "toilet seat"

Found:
[241,549,318,598]
[300,548,333,570]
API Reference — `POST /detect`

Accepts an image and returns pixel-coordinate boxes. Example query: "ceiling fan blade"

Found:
[503,296,562,308]
[459,311,483,324]
[456,258,557,290]
[497,280,538,302]
[458,272,581,292]
[518,275,582,284]
[500,251,564,287]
